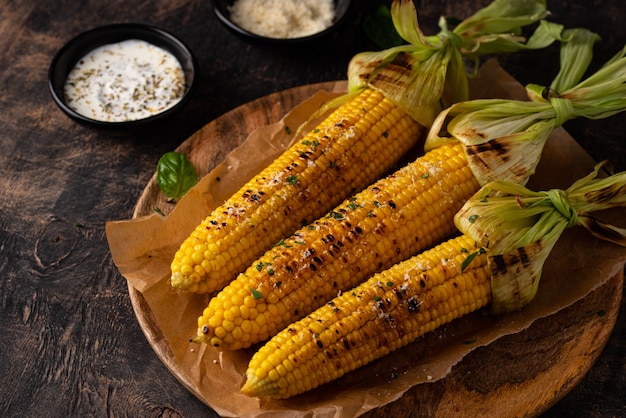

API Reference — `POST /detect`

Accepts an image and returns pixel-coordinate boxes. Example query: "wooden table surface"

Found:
[1,1,624,417]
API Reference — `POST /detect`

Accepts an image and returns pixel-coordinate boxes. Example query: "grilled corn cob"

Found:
[170,87,423,293]
[241,163,626,399]
[171,0,554,294]
[195,142,480,349]
[193,14,590,349]
[241,234,492,399]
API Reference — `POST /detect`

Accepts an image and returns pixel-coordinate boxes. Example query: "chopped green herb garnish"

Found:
[250,287,263,299]
[285,126,291,134]
[461,248,487,271]
[468,214,479,223]
[461,251,478,271]
[275,239,292,248]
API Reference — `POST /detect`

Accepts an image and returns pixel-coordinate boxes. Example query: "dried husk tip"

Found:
[455,162,626,314]
[426,29,626,188]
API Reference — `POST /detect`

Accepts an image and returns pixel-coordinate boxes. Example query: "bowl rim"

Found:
[48,22,198,128]
[212,0,352,45]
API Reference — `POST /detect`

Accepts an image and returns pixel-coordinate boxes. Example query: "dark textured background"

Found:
[1,0,624,416]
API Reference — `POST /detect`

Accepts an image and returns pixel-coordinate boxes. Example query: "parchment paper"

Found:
[105,60,626,417]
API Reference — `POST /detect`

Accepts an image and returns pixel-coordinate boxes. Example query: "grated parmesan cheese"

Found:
[229,0,336,39]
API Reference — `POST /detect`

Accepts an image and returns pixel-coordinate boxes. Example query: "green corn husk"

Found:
[297,0,558,139]
[455,162,626,314]
[425,29,626,187]
[348,0,561,127]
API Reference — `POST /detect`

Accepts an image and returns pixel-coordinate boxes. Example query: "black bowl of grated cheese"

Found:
[48,23,197,129]
[212,0,352,45]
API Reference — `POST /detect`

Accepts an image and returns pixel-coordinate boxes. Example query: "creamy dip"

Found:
[229,0,335,39]
[64,39,185,122]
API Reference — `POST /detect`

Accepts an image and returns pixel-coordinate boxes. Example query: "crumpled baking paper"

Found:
[106,60,626,417]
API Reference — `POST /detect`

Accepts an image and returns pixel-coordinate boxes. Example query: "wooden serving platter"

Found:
[127,81,623,417]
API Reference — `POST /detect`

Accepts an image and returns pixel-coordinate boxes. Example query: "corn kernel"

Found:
[170,88,423,294]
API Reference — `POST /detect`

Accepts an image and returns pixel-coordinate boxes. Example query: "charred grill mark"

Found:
[518,246,530,268]
[368,52,413,89]
[492,244,534,276]
[491,253,508,275]
[581,216,626,245]
[407,295,422,313]
[584,183,626,204]
[242,190,262,202]
[391,51,413,71]
[466,139,510,163]
[342,339,351,350]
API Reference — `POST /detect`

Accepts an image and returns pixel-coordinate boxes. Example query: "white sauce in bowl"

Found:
[64,39,185,122]
[229,0,335,39]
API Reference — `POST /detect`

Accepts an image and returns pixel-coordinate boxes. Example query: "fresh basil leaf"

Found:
[363,5,404,49]
[156,151,198,200]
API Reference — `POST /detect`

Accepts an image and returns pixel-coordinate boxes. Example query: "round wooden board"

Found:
[128,82,623,417]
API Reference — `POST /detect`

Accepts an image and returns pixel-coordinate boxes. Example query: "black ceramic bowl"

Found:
[212,0,352,45]
[48,23,197,129]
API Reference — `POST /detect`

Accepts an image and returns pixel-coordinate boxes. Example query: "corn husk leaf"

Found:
[346,0,555,128]
[436,1,558,58]
[425,28,626,188]
[455,162,626,313]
